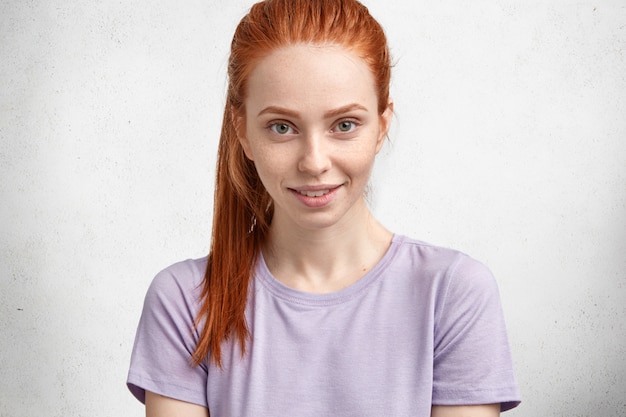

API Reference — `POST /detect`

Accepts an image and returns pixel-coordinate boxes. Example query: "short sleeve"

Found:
[127,259,209,407]
[432,255,521,411]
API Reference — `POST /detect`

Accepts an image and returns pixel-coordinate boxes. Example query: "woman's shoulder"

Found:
[392,234,472,265]
[144,256,208,307]
[153,256,207,283]
[390,234,495,287]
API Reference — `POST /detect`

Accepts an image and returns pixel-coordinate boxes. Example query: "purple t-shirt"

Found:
[127,235,521,415]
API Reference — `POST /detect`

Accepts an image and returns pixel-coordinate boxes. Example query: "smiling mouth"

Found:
[297,189,330,197]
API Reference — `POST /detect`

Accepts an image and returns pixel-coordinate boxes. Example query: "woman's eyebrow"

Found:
[257,103,367,118]
[257,106,299,118]
[323,103,367,118]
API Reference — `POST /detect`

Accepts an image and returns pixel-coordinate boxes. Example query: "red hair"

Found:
[192,0,392,367]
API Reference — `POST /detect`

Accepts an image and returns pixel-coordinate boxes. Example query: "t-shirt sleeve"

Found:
[126,260,208,407]
[432,255,521,411]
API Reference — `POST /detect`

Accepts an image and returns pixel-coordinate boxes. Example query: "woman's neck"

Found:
[262,203,393,293]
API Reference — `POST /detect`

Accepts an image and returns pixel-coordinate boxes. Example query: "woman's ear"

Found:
[376,100,394,153]
[232,107,254,161]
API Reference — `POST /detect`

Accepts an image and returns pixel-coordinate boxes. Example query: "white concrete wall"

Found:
[1,1,624,416]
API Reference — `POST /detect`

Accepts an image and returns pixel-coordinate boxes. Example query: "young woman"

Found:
[127,0,521,415]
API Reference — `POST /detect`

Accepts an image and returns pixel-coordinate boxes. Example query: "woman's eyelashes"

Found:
[332,119,359,133]
[266,118,360,136]
[269,121,295,135]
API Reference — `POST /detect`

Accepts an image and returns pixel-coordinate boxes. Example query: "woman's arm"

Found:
[431,404,500,417]
[145,391,209,417]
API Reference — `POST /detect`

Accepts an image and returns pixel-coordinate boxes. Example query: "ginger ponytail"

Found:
[192,100,272,367]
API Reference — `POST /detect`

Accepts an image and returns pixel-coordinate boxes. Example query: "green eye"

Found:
[336,121,355,132]
[271,123,292,134]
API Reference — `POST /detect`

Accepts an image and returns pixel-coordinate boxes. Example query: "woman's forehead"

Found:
[245,44,378,112]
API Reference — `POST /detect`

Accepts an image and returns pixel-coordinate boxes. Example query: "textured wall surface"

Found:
[1,1,625,416]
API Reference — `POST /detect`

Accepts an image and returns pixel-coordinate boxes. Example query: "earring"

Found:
[248,215,257,234]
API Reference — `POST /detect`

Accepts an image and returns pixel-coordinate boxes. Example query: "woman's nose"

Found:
[297,133,331,176]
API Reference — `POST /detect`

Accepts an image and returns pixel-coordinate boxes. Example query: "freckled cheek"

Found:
[338,153,377,179]
[251,150,291,191]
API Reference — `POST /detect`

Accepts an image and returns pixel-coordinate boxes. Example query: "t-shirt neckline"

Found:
[255,234,403,306]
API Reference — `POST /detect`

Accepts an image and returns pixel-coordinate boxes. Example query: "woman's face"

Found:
[238,44,392,233]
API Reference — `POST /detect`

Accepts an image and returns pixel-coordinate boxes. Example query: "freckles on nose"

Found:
[297,136,331,174]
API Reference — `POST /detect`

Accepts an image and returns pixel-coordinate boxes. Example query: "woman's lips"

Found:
[289,185,341,208]
[297,189,331,197]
